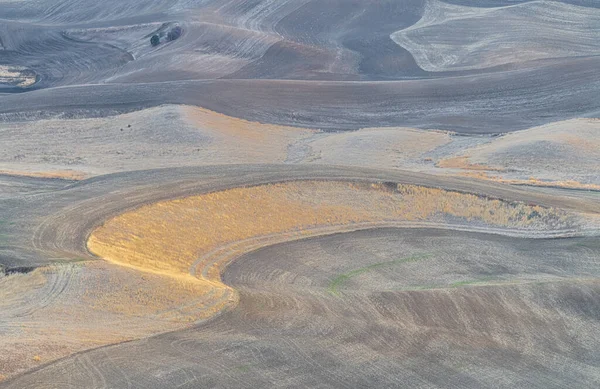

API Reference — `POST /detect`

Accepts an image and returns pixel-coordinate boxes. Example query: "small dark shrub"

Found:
[150,34,160,46]
[167,26,182,41]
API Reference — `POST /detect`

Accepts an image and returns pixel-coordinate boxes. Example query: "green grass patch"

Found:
[450,276,497,288]
[327,253,431,296]
[398,284,441,291]
[226,364,257,374]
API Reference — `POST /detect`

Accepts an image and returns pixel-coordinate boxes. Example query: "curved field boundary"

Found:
[85,177,596,325]
[30,165,600,266]
[22,166,600,332]
[187,220,588,320]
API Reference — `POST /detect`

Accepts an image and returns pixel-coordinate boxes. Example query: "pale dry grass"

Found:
[459,171,600,191]
[78,261,220,320]
[437,156,504,172]
[527,179,600,191]
[0,169,87,180]
[0,261,226,379]
[557,133,600,153]
[89,181,570,292]
[0,105,313,178]
[0,270,47,304]
[182,106,314,162]
[439,119,600,186]
[182,106,311,142]
[509,178,600,191]
[306,127,451,168]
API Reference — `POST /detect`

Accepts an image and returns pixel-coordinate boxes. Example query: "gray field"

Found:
[1,0,599,387]
[3,226,600,388]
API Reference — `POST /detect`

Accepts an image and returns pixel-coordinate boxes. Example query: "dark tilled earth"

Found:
[5,227,600,388]
[1,0,600,132]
